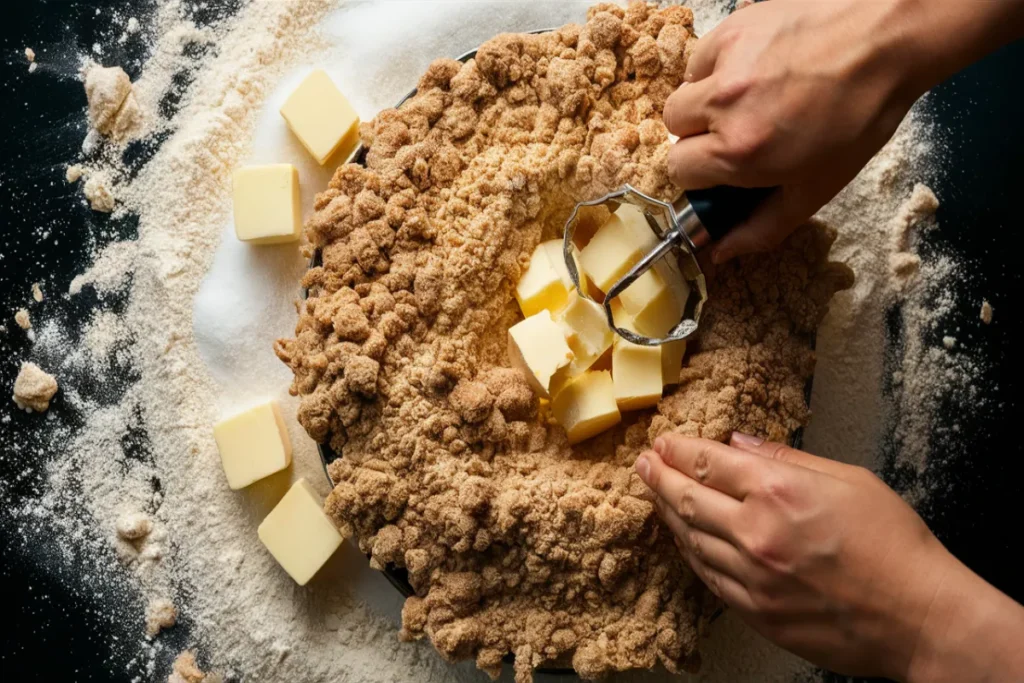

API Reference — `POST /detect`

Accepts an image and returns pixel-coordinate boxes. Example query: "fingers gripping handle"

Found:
[686,186,777,241]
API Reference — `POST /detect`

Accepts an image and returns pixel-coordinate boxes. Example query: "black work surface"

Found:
[2,2,1022,681]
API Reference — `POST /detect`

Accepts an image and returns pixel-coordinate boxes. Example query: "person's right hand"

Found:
[634,433,1024,682]
[664,0,1024,264]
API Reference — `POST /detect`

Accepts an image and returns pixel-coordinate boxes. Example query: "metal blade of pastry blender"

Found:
[563,185,776,346]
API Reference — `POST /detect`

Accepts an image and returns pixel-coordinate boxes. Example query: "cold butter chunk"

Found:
[232,164,302,244]
[280,69,360,165]
[612,301,687,387]
[258,478,343,586]
[516,240,576,317]
[612,336,664,411]
[578,204,659,292]
[214,401,293,489]
[508,310,574,399]
[558,290,612,374]
[617,261,691,338]
[551,370,621,445]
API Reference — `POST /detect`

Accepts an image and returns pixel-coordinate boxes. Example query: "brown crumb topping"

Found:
[276,3,852,680]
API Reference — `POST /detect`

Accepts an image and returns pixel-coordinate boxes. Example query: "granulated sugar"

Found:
[2,0,985,681]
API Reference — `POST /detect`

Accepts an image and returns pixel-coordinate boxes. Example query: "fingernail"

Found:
[635,455,651,482]
[653,437,667,456]
[731,431,764,448]
[711,248,729,265]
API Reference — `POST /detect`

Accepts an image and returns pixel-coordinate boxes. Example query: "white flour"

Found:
[3,1,985,681]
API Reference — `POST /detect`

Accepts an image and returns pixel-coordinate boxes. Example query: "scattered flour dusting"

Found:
[69,240,137,295]
[1,0,987,681]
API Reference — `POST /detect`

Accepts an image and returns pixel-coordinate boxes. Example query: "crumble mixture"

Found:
[276,4,852,679]
[12,362,59,413]
[14,308,32,330]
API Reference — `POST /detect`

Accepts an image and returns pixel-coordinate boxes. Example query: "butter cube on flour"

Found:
[232,165,302,244]
[516,240,577,317]
[551,371,621,445]
[558,290,613,374]
[508,310,575,399]
[214,401,292,489]
[280,69,360,165]
[258,478,343,586]
[579,204,659,292]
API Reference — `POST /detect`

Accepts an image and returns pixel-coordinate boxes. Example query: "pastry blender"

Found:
[563,185,773,346]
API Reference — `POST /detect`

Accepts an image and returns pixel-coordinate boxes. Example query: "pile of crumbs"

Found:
[275,4,851,679]
[0,1,999,682]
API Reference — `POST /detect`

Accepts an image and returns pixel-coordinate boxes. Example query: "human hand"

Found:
[663,0,1024,264]
[664,0,922,263]
[635,432,1024,682]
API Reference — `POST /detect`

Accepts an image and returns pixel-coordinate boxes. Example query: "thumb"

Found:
[729,431,848,478]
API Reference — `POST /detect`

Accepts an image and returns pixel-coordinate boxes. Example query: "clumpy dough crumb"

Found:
[889,182,938,287]
[84,170,117,212]
[276,3,853,680]
[146,597,178,637]
[66,164,84,183]
[84,64,143,140]
[32,283,44,302]
[25,47,35,63]
[116,511,154,541]
[13,362,58,412]
[14,308,31,330]
[981,299,993,324]
[168,651,206,683]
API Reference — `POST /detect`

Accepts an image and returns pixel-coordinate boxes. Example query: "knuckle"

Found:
[699,567,721,596]
[646,461,662,491]
[748,539,776,566]
[693,445,714,483]
[719,122,771,164]
[674,487,697,523]
[710,74,753,107]
[757,472,790,505]
[765,443,793,462]
[685,529,704,558]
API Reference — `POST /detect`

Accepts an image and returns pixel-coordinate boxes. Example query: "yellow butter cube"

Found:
[214,401,293,489]
[618,262,691,338]
[612,336,664,411]
[280,70,360,165]
[232,165,302,244]
[258,478,343,585]
[516,240,578,317]
[661,339,687,386]
[551,371,621,445]
[615,203,661,250]
[558,290,613,374]
[578,204,659,292]
[508,310,575,399]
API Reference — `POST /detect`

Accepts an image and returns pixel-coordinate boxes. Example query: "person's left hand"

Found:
[634,432,953,680]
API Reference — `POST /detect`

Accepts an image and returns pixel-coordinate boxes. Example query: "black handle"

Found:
[687,186,777,241]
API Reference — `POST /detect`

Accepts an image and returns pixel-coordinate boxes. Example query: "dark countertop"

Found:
[2,2,1022,681]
